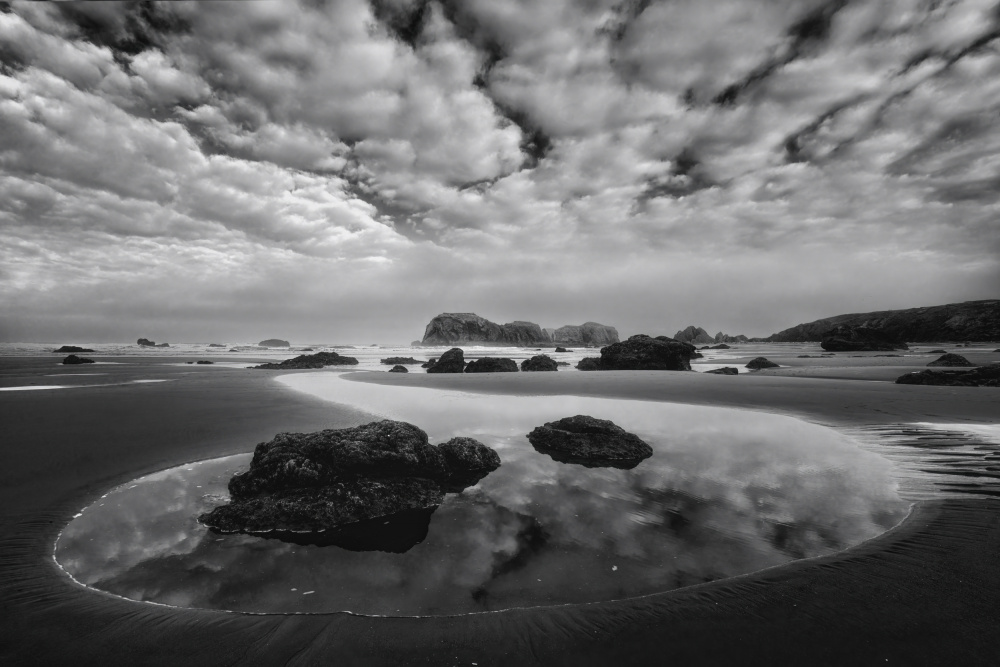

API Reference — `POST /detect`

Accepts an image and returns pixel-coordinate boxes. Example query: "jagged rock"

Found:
[576,335,695,371]
[137,338,155,347]
[527,415,653,468]
[196,360,214,365]
[576,357,602,371]
[259,339,290,347]
[208,343,225,348]
[252,351,359,369]
[673,326,714,345]
[895,365,1000,387]
[705,367,739,375]
[62,355,95,365]
[198,420,501,541]
[928,353,974,367]
[421,313,550,346]
[551,323,619,346]
[465,357,518,373]
[714,332,749,344]
[389,365,409,373]
[54,346,94,353]
[554,347,571,353]
[381,357,422,365]
[521,355,558,372]
[820,325,909,352]
[426,348,465,373]
[746,357,779,370]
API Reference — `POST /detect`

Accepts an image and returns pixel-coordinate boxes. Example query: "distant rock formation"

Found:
[551,323,619,346]
[421,313,550,346]
[62,354,95,365]
[821,325,909,352]
[714,332,749,344]
[465,357,518,373]
[208,343,225,348]
[155,343,170,347]
[521,355,558,372]
[673,326,715,345]
[700,344,730,350]
[54,346,94,353]
[746,357,779,370]
[252,351,358,369]
[259,339,290,347]
[527,415,652,468]
[927,353,974,367]
[895,365,1000,387]
[381,357,423,365]
[705,367,739,375]
[425,348,465,373]
[767,300,1000,342]
[196,360,214,364]
[554,347,571,353]
[137,338,155,347]
[576,335,695,371]
[576,357,602,371]
[389,365,409,373]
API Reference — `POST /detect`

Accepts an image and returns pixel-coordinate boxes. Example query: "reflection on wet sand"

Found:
[56,376,908,615]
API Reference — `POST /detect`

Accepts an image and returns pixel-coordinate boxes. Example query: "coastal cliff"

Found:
[420,314,619,347]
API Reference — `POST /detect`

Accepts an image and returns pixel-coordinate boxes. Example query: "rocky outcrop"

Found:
[673,326,714,345]
[421,313,550,346]
[521,355,558,372]
[928,353,974,367]
[576,335,695,371]
[527,415,653,468]
[425,348,465,373]
[62,355,95,365]
[54,346,94,353]
[714,332,749,344]
[137,338,155,347]
[259,339,290,347]
[820,325,909,352]
[895,365,1000,387]
[705,367,739,375]
[465,357,518,373]
[388,365,409,373]
[746,357,779,370]
[551,323,619,346]
[381,357,422,365]
[198,420,501,544]
[768,300,1000,342]
[252,351,359,369]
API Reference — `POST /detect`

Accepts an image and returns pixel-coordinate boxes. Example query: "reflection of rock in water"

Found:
[250,506,438,553]
[470,504,549,606]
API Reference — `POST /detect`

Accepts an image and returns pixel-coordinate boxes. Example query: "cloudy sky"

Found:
[1,0,998,343]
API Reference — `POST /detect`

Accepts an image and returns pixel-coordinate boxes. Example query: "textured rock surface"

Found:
[551,322,619,346]
[928,353,974,367]
[579,335,695,371]
[673,326,714,345]
[258,339,291,347]
[380,357,422,365]
[464,357,518,373]
[388,365,409,373]
[199,420,501,537]
[576,357,601,371]
[821,325,909,352]
[252,351,359,369]
[521,355,558,371]
[421,313,550,346]
[705,367,739,375]
[62,354,95,365]
[895,365,1000,387]
[54,345,93,353]
[425,348,465,373]
[527,415,653,468]
[746,357,780,370]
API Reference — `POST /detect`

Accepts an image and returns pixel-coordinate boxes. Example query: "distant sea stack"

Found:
[767,300,1000,342]
[673,326,749,345]
[550,322,619,346]
[420,313,618,347]
[258,339,290,347]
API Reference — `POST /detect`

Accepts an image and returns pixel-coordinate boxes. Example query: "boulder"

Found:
[551,323,619,346]
[252,351,359,369]
[746,357,779,370]
[554,347,571,353]
[705,367,739,375]
[673,326,714,345]
[389,365,409,373]
[465,357,518,373]
[259,339,291,347]
[576,357,602,371]
[196,360,214,365]
[54,346,94,353]
[380,357,423,365]
[821,325,909,352]
[425,348,465,373]
[421,358,437,368]
[198,420,501,542]
[62,355,95,365]
[927,349,947,354]
[527,415,653,468]
[895,365,1000,387]
[521,355,558,372]
[586,335,695,371]
[137,338,156,347]
[928,353,974,367]
[421,313,550,346]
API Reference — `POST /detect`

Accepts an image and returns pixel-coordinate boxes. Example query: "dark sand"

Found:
[2,356,999,665]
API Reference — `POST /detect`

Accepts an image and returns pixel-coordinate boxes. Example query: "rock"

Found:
[521,355,558,372]
[155,343,170,347]
[705,367,739,375]
[62,355,95,365]
[551,323,619,346]
[54,346,94,353]
[554,347,571,353]
[928,353,974,367]
[820,325,909,352]
[299,348,314,352]
[714,332,749,344]
[577,335,695,371]
[259,339,290,347]
[421,358,437,368]
[421,313,550,346]
[389,365,409,373]
[576,357,602,371]
[381,357,422,365]
[895,365,1000,387]
[928,349,947,354]
[746,357,779,370]
[465,357,518,373]
[527,415,653,468]
[555,361,570,366]
[137,338,156,347]
[252,351,359,369]
[425,348,465,373]
[198,420,501,541]
[702,343,730,349]
[673,326,715,345]
[196,360,214,364]
[208,343,225,348]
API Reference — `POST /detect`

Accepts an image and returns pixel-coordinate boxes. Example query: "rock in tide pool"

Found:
[895,365,1000,387]
[521,355,558,372]
[928,353,974,367]
[54,345,94,353]
[705,367,739,375]
[199,420,501,544]
[388,365,409,373]
[465,357,518,373]
[746,357,779,370]
[252,351,359,369]
[425,348,465,373]
[62,354,95,365]
[527,415,653,468]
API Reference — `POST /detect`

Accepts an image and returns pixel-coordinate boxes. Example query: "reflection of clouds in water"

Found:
[56,377,908,614]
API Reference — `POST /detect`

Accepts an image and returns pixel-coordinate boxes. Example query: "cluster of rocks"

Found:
[419,313,619,347]
[673,326,749,345]
[896,364,1000,387]
[258,339,290,347]
[53,345,93,353]
[62,354,95,365]
[252,351,359,370]
[576,335,696,371]
[137,338,169,348]
[185,360,215,365]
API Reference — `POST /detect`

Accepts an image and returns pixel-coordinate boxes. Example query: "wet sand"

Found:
[1,357,999,665]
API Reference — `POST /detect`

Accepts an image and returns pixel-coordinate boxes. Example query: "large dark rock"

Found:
[551,322,619,346]
[820,325,909,352]
[527,415,653,468]
[895,365,1000,387]
[137,338,156,347]
[421,313,550,346]
[199,420,501,541]
[928,353,974,367]
[746,357,779,370]
[381,357,422,365]
[554,347,571,353]
[465,357,518,373]
[252,351,359,369]
[196,360,214,364]
[705,367,739,375]
[673,326,714,345]
[426,348,465,373]
[259,339,290,347]
[576,357,602,371]
[54,345,94,353]
[578,335,695,371]
[388,365,409,373]
[521,355,558,372]
[62,354,95,365]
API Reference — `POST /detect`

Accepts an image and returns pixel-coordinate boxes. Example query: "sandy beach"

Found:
[2,354,999,665]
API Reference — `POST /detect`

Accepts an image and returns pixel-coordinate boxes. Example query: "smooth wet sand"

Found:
[1,356,999,665]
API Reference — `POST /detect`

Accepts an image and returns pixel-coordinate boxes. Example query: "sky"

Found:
[1,0,998,344]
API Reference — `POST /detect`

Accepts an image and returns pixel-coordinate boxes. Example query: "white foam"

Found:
[0,385,68,391]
